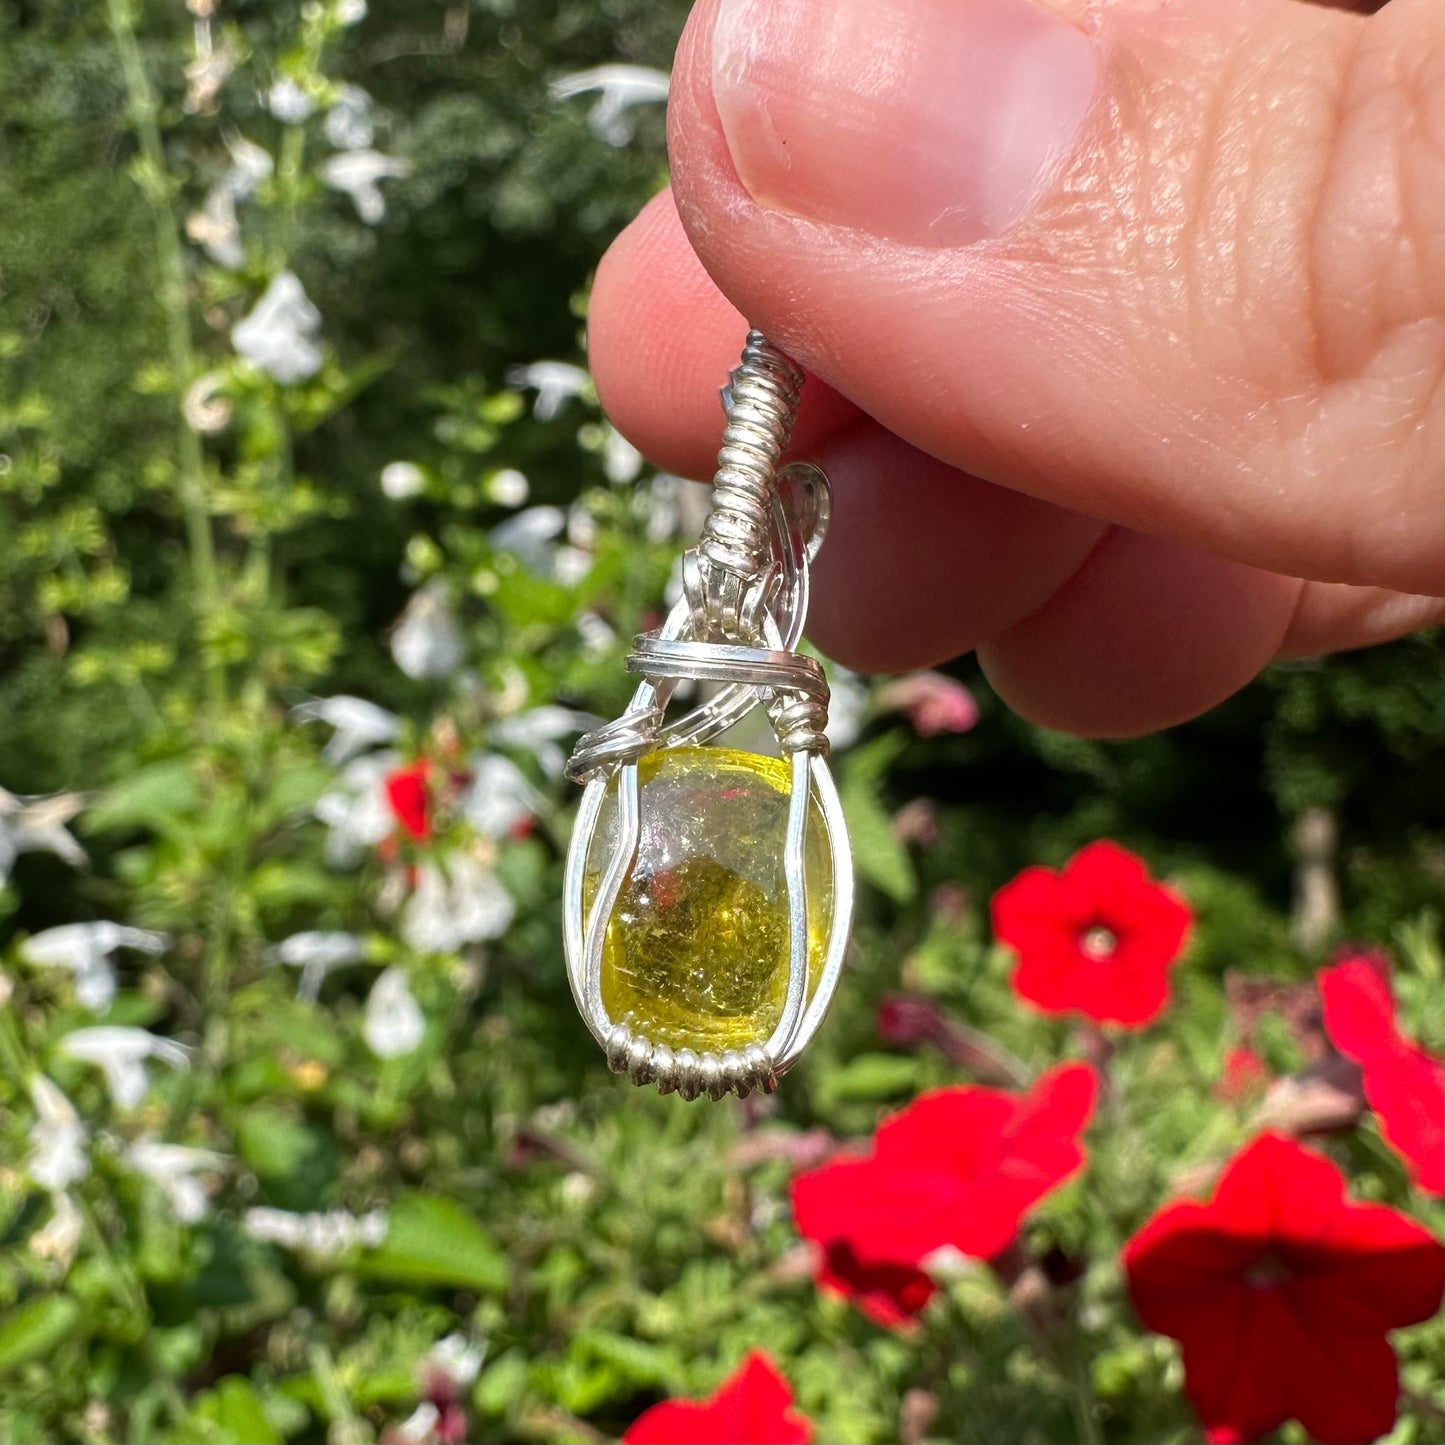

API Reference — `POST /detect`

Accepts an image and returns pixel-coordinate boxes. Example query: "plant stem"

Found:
[275,124,308,269]
[105,0,223,688]
[0,1008,29,1089]
[309,1342,369,1445]
[1067,1337,1104,1445]
[76,1194,149,1321]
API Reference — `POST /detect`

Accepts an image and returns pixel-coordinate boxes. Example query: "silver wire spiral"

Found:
[566,333,828,783]
[700,333,804,609]
[561,331,853,1099]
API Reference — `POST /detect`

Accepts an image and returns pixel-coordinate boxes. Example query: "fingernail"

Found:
[711,0,1097,246]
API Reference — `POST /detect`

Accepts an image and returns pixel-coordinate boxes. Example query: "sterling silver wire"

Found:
[562,331,853,1100]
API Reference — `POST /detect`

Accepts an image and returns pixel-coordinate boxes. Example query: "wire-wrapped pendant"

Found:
[563,332,853,1100]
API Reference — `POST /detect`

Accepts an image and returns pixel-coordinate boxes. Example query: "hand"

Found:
[586,0,1443,736]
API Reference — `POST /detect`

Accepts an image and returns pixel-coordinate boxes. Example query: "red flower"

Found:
[384,760,432,841]
[789,1160,937,1328]
[992,841,1192,1028]
[622,1352,812,1445]
[1123,1132,1445,1445]
[791,1064,1097,1325]
[1320,953,1444,1196]
[1216,1046,1271,1106]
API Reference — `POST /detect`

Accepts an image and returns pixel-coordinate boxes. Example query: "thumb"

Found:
[667,0,1443,597]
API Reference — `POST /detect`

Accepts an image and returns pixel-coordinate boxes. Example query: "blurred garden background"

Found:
[0,1,1442,1442]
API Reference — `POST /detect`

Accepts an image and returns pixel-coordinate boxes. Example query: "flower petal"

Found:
[622,1352,811,1445]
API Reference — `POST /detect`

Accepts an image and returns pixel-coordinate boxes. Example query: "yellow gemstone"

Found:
[583,746,833,1053]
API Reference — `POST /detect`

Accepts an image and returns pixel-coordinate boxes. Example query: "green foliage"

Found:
[0,1,1440,1443]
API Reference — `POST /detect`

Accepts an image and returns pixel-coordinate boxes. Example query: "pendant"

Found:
[563,332,853,1100]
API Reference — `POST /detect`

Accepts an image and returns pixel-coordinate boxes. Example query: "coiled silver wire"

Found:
[562,331,853,1100]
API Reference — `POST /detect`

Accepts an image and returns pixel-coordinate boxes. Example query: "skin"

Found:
[587,0,1443,736]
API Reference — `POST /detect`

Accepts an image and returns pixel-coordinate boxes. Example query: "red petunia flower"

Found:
[992,841,1192,1028]
[791,1063,1097,1325]
[1123,1132,1445,1445]
[384,760,432,841]
[1319,953,1444,1196]
[622,1352,812,1445]
[1216,1046,1271,1106]
[789,1158,938,1328]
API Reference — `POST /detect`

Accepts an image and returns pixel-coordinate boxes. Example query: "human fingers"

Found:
[589,189,860,481]
[588,196,1441,732]
[660,0,1443,596]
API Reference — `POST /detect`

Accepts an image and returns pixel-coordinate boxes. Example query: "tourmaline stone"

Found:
[583,746,833,1053]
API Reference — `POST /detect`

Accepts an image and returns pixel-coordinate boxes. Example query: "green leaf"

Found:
[488,568,577,629]
[473,1349,529,1418]
[571,1328,676,1387]
[840,778,915,904]
[815,1052,924,1106]
[838,730,908,790]
[356,1192,508,1293]
[83,758,199,833]
[236,1110,338,1208]
[189,1376,283,1445]
[0,1295,80,1372]
[246,860,339,913]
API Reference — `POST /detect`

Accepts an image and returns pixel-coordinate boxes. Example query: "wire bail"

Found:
[562,332,853,1099]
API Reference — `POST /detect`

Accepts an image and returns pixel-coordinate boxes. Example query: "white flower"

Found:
[27,1077,89,1191]
[23,922,168,1013]
[268,930,369,1002]
[380,460,425,501]
[484,468,529,508]
[243,1206,387,1256]
[59,1027,191,1110]
[576,612,616,659]
[126,1140,226,1223]
[644,473,682,543]
[334,0,367,24]
[315,751,396,866]
[566,504,598,551]
[184,35,237,115]
[602,426,643,483]
[550,64,670,146]
[487,499,594,592]
[266,76,315,124]
[186,136,273,268]
[224,133,275,198]
[28,1192,83,1266]
[553,545,592,587]
[560,1171,597,1209]
[291,694,400,763]
[185,181,244,267]
[460,753,536,840]
[504,362,589,422]
[364,967,425,1059]
[232,271,322,384]
[424,1333,485,1390]
[825,667,870,753]
[320,149,411,224]
[490,706,596,780]
[0,788,87,886]
[664,555,686,607]
[490,505,565,571]
[391,583,464,681]
[402,854,514,954]
[394,1404,440,1444]
[324,84,374,150]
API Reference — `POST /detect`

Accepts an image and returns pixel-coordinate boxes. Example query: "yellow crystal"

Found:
[583,746,833,1053]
